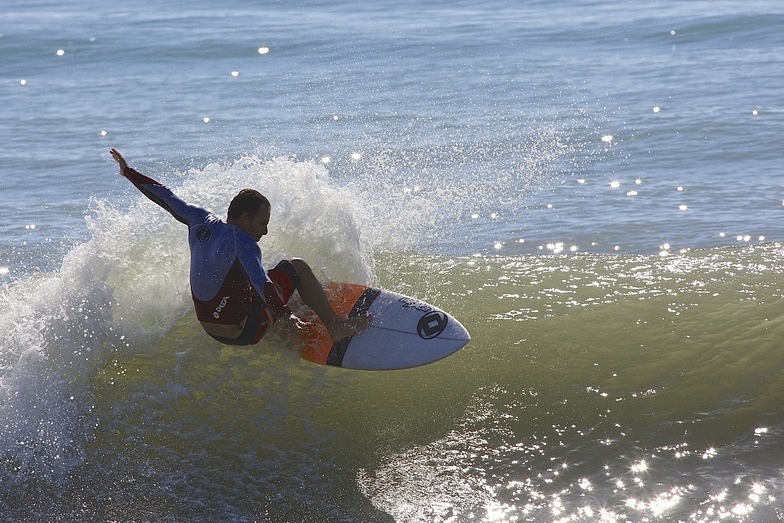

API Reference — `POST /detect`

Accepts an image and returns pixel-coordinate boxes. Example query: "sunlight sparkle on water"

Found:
[56,49,65,56]
[258,47,270,54]
[578,478,593,491]
[630,459,648,474]
[702,447,717,459]
[545,242,565,254]
[609,180,621,189]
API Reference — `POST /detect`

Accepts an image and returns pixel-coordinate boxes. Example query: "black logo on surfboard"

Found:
[417,311,448,340]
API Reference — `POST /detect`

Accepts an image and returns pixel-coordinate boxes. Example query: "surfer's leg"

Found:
[288,258,370,342]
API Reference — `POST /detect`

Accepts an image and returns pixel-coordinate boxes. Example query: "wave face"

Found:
[2,157,784,520]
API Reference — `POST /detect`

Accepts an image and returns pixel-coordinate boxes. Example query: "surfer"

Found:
[109,148,370,346]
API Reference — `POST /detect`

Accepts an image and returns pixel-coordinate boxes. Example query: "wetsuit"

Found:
[122,166,297,345]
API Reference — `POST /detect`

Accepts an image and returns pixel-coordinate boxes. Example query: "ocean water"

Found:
[2,0,784,521]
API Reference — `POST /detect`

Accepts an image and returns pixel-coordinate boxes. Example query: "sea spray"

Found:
[0,155,378,491]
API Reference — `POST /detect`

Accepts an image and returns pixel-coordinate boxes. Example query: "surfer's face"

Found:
[240,207,270,242]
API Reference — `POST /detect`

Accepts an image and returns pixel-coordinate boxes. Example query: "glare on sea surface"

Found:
[702,447,717,459]
[258,47,269,54]
[545,242,565,254]
[609,180,621,189]
[630,459,648,474]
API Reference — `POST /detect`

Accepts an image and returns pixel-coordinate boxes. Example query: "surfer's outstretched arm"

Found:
[110,148,129,174]
[109,148,207,226]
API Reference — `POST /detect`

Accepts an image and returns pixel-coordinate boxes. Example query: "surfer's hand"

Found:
[109,148,129,177]
[279,313,310,338]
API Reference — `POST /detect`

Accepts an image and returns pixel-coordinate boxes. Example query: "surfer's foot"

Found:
[327,313,371,343]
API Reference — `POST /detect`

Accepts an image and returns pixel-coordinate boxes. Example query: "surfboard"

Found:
[299,282,470,370]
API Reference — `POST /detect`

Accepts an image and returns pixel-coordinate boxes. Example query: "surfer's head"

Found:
[228,189,270,221]
[228,189,271,241]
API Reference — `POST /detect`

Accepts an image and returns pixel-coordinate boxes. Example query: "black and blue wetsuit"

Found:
[122,165,296,345]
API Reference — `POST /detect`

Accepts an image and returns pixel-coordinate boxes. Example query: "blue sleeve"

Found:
[123,166,207,226]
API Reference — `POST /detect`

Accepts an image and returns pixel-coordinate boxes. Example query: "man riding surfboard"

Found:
[110,148,370,346]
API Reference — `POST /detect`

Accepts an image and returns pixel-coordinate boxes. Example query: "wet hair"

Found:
[227,189,270,220]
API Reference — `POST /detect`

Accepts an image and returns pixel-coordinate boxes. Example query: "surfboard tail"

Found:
[299,282,370,365]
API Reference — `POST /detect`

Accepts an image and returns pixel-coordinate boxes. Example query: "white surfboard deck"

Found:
[299,282,470,370]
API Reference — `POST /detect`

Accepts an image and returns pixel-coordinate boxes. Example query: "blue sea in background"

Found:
[2,1,784,521]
